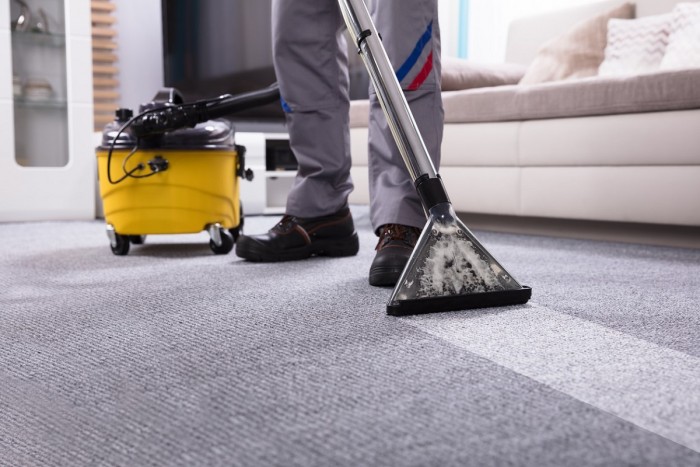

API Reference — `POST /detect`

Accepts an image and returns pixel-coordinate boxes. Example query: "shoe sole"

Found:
[236,233,360,262]
[369,266,404,287]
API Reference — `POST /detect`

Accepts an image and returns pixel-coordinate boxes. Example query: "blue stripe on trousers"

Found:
[395,21,433,83]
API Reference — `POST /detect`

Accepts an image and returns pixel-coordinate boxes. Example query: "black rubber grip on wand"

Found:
[415,175,450,210]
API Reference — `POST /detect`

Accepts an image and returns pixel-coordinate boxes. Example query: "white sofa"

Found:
[348,0,700,229]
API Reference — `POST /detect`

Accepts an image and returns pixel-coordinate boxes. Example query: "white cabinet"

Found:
[236,132,296,216]
[0,0,95,221]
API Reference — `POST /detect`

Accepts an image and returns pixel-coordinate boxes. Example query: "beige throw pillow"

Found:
[441,57,527,91]
[598,14,672,76]
[519,3,635,85]
[660,2,700,70]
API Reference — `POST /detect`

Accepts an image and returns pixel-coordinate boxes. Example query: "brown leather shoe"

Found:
[369,224,421,287]
[235,207,359,262]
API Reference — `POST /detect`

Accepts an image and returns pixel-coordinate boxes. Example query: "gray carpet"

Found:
[1,206,699,466]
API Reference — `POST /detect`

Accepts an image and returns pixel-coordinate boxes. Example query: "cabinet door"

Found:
[0,0,95,221]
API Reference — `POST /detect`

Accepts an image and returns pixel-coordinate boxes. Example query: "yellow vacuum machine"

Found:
[97,86,279,256]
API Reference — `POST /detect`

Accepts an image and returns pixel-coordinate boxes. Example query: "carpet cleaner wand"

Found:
[337,0,531,315]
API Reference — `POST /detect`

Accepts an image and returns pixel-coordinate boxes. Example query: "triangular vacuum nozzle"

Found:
[336,0,531,315]
[387,203,531,316]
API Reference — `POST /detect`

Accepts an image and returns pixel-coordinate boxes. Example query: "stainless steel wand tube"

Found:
[337,0,438,183]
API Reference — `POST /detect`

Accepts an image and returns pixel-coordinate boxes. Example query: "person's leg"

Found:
[274,0,353,217]
[367,0,444,285]
[368,0,443,229]
[236,0,359,262]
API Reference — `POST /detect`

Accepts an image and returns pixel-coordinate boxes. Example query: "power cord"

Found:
[106,107,164,185]
[105,95,227,185]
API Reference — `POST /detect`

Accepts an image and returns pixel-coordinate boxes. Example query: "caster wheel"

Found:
[210,229,234,254]
[129,235,146,245]
[229,204,244,242]
[111,233,130,256]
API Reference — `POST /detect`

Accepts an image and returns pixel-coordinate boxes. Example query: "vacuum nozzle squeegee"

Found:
[337,0,531,315]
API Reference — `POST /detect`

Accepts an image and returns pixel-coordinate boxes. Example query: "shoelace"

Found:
[377,224,420,250]
[273,215,299,233]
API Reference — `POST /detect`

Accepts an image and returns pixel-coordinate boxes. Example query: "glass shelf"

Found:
[11,30,66,48]
[14,96,68,109]
[9,0,69,168]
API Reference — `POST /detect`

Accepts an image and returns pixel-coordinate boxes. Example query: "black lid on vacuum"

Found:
[99,88,235,150]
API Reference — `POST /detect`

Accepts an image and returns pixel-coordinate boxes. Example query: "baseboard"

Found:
[457,212,700,250]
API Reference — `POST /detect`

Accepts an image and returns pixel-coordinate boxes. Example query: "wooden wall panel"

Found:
[92,0,119,130]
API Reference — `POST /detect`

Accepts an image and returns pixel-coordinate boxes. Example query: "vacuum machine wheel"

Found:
[229,204,244,242]
[111,233,130,256]
[210,229,234,255]
[128,235,146,245]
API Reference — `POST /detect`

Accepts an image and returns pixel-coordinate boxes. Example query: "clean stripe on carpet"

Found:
[405,303,700,452]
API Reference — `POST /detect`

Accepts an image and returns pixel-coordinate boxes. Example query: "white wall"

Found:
[113,0,164,111]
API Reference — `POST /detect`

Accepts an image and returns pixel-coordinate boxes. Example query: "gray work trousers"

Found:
[272,0,443,232]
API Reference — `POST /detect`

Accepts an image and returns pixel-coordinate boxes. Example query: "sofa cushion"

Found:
[518,109,700,166]
[442,85,520,124]
[598,14,672,76]
[441,58,527,91]
[660,2,700,70]
[519,2,635,85]
[443,68,700,123]
[349,99,370,128]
